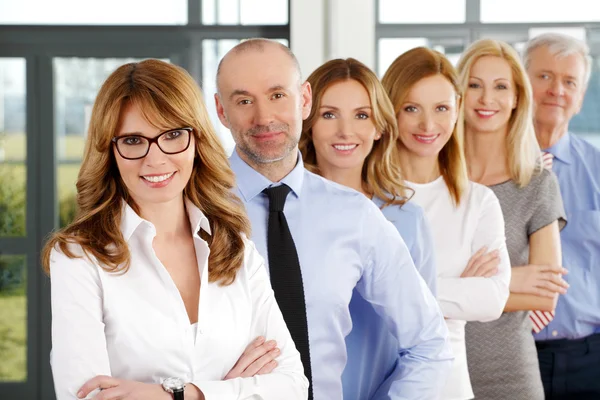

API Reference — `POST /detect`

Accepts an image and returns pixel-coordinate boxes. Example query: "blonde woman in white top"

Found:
[41,59,308,400]
[382,47,511,400]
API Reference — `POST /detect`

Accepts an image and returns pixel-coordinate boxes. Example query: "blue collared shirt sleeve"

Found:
[412,207,437,295]
[343,201,439,400]
[355,204,453,399]
[535,134,600,340]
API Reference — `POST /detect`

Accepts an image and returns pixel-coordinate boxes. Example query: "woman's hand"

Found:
[77,376,171,400]
[510,265,569,298]
[461,246,500,278]
[224,336,279,379]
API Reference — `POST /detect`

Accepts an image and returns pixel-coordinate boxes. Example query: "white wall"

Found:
[291,0,375,79]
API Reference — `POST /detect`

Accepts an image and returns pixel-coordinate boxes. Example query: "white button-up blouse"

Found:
[49,200,308,400]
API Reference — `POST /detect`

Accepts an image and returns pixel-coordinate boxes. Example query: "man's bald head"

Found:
[213,37,312,180]
[216,38,302,94]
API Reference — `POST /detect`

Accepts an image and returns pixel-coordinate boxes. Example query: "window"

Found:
[481,0,600,23]
[571,55,600,148]
[202,0,288,25]
[54,58,166,227]
[0,58,26,237]
[528,27,587,42]
[0,255,27,382]
[378,38,464,76]
[379,0,466,24]
[0,0,187,25]
[202,40,240,155]
[0,1,291,397]
[377,0,600,148]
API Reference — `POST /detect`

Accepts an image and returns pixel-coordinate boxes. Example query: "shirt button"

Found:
[552,330,558,337]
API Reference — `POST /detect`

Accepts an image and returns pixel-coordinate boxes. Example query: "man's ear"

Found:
[215,93,231,128]
[301,81,313,121]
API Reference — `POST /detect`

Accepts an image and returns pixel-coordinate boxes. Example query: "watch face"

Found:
[163,377,185,391]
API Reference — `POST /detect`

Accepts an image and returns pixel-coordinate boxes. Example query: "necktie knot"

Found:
[263,184,291,212]
[542,151,554,171]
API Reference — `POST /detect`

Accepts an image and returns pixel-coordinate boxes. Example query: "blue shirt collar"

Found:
[545,132,573,165]
[229,147,305,202]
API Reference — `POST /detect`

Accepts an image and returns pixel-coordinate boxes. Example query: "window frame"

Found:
[0,1,289,398]
[376,0,600,149]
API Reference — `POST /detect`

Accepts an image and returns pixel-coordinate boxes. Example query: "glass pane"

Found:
[379,0,465,24]
[202,39,290,155]
[529,27,587,42]
[202,0,288,25]
[0,58,26,237]
[0,254,27,382]
[203,39,240,155]
[572,55,600,149]
[378,38,464,77]
[0,0,186,25]
[477,30,586,56]
[379,38,427,77]
[54,58,156,227]
[481,0,600,23]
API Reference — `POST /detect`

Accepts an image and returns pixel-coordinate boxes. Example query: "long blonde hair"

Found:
[458,39,541,187]
[42,59,251,286]
[382,47,468,205]
[299,58,411,207]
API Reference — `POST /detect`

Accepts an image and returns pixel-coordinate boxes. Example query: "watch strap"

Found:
[173,388,184,400]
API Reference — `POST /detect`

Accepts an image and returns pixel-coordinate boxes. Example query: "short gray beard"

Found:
[237,139,297,165]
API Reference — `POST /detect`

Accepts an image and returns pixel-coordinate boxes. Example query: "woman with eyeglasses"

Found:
[42,59,308,400]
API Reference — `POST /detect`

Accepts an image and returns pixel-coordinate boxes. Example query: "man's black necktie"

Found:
[263,184,313,399]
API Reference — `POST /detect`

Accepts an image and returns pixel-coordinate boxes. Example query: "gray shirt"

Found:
[465,168,566,400]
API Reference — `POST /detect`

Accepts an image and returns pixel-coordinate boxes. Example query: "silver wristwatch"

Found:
[162,377,185,400]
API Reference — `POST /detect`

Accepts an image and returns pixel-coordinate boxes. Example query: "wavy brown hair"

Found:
[299,58,412,207]
[42,59,251,286]
[382,47,468,205]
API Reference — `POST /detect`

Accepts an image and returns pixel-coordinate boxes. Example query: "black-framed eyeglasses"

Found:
[111,127,193,160]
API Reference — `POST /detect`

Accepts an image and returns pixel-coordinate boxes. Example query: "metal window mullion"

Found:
[35,54,56,400]
[0,238,28,254]
[0,25,290,48]
[25,53,42,400]
[377,22,600,38]
[465,0,481,23]
[189,0,202,25]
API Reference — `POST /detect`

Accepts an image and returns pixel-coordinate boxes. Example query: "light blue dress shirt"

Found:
[342,197,438,400]
[229,149,453,400]
[535,133,600,341]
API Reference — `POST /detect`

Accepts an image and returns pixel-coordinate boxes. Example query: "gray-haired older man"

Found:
[524,33,600,399]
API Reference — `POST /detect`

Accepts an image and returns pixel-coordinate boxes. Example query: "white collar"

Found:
[120,198,212,241]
